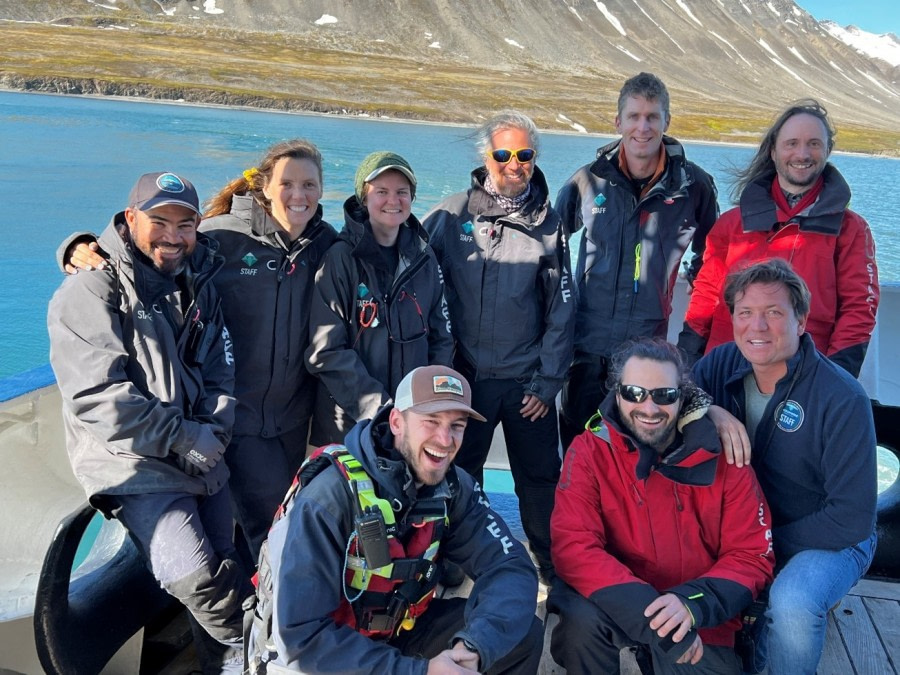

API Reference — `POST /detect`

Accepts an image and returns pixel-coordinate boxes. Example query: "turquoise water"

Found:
[2,90,900,377]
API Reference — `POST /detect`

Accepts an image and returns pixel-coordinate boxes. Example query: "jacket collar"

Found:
[236,193,326,245]
[343,406,454,513]
[723,332,816,395]
[739,163,851,235]
[100,212,223,305]
[340,196,427,271]
[591,135,693,199]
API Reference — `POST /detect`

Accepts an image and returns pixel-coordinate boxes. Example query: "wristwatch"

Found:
[456,637,480,667]
[459,638,478,654]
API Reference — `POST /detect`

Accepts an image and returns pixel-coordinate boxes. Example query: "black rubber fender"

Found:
[869,401,900,581]
[33,502,176,675]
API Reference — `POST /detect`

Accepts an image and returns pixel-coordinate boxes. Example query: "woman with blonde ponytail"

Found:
[199,139,337,564]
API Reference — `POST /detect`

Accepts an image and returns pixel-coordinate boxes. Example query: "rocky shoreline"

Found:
[0,74,382,118]
[5,74,899,160]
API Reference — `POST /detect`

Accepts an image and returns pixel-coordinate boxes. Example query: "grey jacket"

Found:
[48,215,235,504]
[423,167,575,403]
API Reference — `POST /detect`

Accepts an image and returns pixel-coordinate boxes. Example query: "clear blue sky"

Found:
[799,0,900,36]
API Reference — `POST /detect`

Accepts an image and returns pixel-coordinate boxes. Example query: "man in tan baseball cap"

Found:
[391,365,486,486]
[248,365,543,674]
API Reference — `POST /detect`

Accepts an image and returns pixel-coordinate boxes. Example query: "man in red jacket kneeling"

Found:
[548,338,774,674]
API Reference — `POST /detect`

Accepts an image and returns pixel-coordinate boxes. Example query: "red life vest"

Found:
[250,443,451,671]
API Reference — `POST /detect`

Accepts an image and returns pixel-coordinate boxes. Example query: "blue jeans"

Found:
[759,532,876,675]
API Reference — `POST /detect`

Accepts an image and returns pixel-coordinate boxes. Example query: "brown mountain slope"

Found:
[1,0,898,155]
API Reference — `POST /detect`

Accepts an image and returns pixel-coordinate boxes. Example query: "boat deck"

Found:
[820,578,900,675]
[441,575,900,675]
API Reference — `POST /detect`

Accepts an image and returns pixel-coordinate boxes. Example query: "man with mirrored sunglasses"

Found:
[549,338,774,674]
[556,72,719,452]
[424,111,575,585]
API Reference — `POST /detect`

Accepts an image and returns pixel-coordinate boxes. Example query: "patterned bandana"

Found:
[483,174,532,214]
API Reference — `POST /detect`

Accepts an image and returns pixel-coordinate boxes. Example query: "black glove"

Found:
[173,428,225,475]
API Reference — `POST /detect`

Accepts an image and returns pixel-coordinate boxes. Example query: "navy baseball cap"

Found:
[128,172,201,215]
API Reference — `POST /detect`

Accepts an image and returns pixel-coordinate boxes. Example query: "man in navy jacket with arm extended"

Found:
[692,258,877,674]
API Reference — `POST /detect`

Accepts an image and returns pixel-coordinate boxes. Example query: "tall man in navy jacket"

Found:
[424,111,574,581]
[555,72,719,451]
[692,258,877,674]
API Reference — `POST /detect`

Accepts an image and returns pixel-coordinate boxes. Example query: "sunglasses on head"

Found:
[617,384,682,405]
[489,148,536,164]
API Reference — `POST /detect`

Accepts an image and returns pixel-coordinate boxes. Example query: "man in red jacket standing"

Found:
[678,99,879,377]
[549,339,774,674]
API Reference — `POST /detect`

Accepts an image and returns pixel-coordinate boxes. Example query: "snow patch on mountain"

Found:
[824,22,900,67]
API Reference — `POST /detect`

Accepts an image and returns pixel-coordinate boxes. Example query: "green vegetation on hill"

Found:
[2,20,898,156]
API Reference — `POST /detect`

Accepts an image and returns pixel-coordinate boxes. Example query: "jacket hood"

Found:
[467,166,552,228]
[343,405,458,513]
[739,163,851,235]
[597,385,721,486]
[342,405,419,510]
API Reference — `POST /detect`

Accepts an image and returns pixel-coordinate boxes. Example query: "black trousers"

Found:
[225,420,311,566]
[453,377,561,573]
[559,354,610,453]
[548,582,742,675]
[392,597,545,674]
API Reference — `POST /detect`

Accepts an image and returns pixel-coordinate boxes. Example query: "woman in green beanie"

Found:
[306,151,454,445]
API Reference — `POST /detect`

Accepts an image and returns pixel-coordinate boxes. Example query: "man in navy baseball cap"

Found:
[125,171,202,276]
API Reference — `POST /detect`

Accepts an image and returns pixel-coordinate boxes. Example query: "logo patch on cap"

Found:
[156,173,187,193]
[433,375,463,396]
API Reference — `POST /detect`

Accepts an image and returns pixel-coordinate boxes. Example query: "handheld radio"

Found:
[352,480,392,569]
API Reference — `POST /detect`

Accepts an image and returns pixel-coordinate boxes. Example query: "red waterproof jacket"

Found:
[552,397,775,647]
[679,165,878,377]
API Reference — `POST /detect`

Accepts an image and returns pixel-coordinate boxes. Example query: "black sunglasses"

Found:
[488,148,536,164]
[617,384,682,405]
